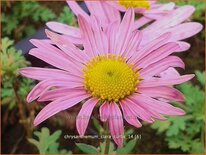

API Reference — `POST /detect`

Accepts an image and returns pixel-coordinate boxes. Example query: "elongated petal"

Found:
[139,74,195,87]
[100,1,121,24]
[128,95,167,120]
[133,17,153,30]
[106,1,126,12]
[78,15,105,57]
[175,41,191,52]
[120,101,142,128]
[46,22,82,44]
[76,98,98,136]
[159,67,180,78]
[34,93,90,126]
[135,42,180,68]
[114,9,134,55]
[123,98,154,123]
[29,47,82,76]
[141,6,196,45]
[130,32,171,64]
[122,30,142,58]
[45,29,90,62]
[168,22,203,41]
[38,87,86,102]
[85,1,108,25]
[109,103,124,148]
[140,56,185,77]
[27,79,83,103]
[138,86,185,102]
[99,101,110,122]
[19,67,83,81]
[66,0,90,20]
[130,94,185,116]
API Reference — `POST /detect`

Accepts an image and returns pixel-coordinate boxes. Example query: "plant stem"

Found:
[104,122,110,154]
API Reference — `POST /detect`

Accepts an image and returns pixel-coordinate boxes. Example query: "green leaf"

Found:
[151,120,170,134]
[76,143,99,154]
[195,70,205,87]
[29,127,70,154]
[116,139,137,154]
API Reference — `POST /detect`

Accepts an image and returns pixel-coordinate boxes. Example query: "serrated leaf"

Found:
[29,127,68,154]
[76,143,99,154]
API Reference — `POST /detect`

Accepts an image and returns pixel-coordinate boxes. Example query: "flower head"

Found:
[21,9,198,147]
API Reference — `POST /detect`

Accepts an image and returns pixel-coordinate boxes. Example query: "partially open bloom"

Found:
[20,9,199,147]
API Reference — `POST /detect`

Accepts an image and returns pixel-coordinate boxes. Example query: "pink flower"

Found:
[106,0,175,19]
[46,1,202,50]
[21,9,198,147]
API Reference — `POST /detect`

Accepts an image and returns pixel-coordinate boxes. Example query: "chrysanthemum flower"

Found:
[21,9,198,147]
[47,1,202,49]
[106,0,175,19]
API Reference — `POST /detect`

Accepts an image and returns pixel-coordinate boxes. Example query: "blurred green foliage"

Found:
[173,0,205,22]
[28,127,72,154]
[151,71,205,154]
[1,37,34,109]
[57,6,77,26]
[2,1,76,42]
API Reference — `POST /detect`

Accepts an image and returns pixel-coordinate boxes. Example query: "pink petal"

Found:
[38,87,85,102]
[45,29,90,62]
[132,17,153,30]
[34,93,90,126]
[120,101,142,128]
[90,15,109,55]
[168,22,203,41]
[130,94,185,116]
[106,21,120,55]
[141,6,196,45]
[139,74,195,87]
[128,95,167,121]
[140,56,185,77]
[122,30,142,58]
[138,86,185,102]
[109,103,124,148]
[85,1,109,26]
[106,1,126,12]
[27,79,83,103]
[76,98,98,136]
[123,98,154,123]
[159,67,180,78]
[29,46,82,76]
[144,5,195,33]
[100,1,121,24]
[175,41,191,52]
[66,0,90,21]
[143,2,175,19]
[135,42,180,68]
[99,101,110,122]
[78,15,104,57]
[46,22,82,45]
[129,32,171,64]
[114,9,134,55]
[19,67,83,81]
[30,39,83,68]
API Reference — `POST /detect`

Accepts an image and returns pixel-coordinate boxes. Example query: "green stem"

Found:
[104,123,110,154]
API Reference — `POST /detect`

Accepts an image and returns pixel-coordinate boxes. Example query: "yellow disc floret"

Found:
[119,0,151,9]
[83,55,140,102]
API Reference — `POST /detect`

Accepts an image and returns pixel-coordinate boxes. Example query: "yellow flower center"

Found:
[119,0,151,9]
[83,55,140,102]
